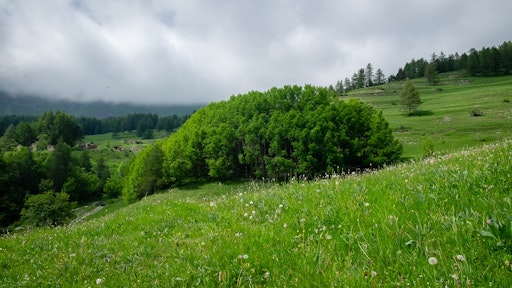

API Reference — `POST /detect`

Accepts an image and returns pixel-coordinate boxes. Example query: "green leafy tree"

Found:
[122,144,164,203]
[103,174,123,199]
[45,139,72,192]
[400,78,422,115]
[38,111,83,146]
[95,156,110,191]
[15,122,37,146]
[20,192,76,227]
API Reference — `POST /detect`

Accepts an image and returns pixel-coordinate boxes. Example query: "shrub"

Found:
[470,106,484,117]
[20,192,76,227]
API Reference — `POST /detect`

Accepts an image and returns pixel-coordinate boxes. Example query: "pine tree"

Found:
[425,62,439,85]
[400,78,422,115]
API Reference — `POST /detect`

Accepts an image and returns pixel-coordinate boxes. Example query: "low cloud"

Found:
[0,0,510,104]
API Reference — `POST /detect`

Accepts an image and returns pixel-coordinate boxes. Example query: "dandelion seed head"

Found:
[371,271,377,277]
[428,257,438,265]
[96,278,103,285]
[455,255,465,261]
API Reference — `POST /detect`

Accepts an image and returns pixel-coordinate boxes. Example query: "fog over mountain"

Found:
[0,0,511,104]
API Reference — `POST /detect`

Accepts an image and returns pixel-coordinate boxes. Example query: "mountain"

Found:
[0,91,204,118]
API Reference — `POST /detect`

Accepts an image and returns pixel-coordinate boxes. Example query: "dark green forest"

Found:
[0,112,190,139]
[122,85,402,203]
[0,111,190,228]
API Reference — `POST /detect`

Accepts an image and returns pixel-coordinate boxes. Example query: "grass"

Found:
[2,139,512,287]
[348,73,512,159]
[79,130,170,171]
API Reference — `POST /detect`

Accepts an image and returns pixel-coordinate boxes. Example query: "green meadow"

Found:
[2,74,512,287]
[348,73,512,158]
[1,140,511,287]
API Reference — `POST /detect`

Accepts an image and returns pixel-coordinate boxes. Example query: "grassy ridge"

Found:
[349,73,512,158]
[1,140,511,287]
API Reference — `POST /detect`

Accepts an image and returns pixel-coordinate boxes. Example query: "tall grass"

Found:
[1,140,512,287]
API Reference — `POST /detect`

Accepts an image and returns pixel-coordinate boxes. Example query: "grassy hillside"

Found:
[1,140,511,287]
[348,73,512,158]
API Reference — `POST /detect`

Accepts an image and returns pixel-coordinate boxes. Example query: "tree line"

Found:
[0,112,190,141]
[391,41,512,81]
[331,63,387,95]
[122,85,403,203]
[332,40,512,92]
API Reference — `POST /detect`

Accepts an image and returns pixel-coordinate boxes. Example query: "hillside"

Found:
[0,91,203,118]
[1,140,511,286]
[347,73,512,158]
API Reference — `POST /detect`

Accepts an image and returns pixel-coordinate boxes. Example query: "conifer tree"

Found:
[400,78,422,115]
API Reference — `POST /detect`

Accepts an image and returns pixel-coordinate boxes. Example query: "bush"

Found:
[470,106,484,117]
[20,192,76,227]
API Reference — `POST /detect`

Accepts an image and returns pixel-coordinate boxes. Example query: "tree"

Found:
[374,68,386,85]
[45,139,73,192]
[334,80,344,96]
[37,111,83,146]
[122,144,165,203]
[365,63,374,87]
[400,78,422,115]
[425,62,440,85]
[20,192,76,227]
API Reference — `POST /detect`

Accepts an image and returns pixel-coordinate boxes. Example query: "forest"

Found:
[122,85,402,203]
[0,111,190,228]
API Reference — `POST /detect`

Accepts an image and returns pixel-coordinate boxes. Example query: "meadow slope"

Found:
[349,74,512,158]
[1,140,512,287]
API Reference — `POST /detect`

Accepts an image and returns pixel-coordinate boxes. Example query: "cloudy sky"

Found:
[0,0,511,105]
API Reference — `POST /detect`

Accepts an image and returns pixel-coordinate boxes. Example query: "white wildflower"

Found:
[455,254,465,261]
[96,278,103,285]
[428,257,438,265]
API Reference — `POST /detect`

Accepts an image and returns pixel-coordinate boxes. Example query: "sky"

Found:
[0,0,511,105]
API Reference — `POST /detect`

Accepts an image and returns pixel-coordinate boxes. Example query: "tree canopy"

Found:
[122,85,402,203]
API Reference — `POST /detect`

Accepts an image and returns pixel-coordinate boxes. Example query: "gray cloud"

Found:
[0,0,511,104]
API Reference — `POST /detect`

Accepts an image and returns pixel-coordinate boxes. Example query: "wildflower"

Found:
[325,234,332,240]
[455,255,465,261]
[283,223,288,228]
[238,254,249,259]
[371,271,377,277]
[96,278,103,285]
[364,202,370,207]
[486,218,492,225]
[451,274,459,280]
[428,257,438,265]
[264,271,271,278]
[235,232,243,238]
[279,204,284,209]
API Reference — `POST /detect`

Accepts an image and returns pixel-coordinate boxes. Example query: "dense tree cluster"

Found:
[391,41,512,81]
[122,85,402,203]
[332,63,387,95]
[77,113,190,137]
